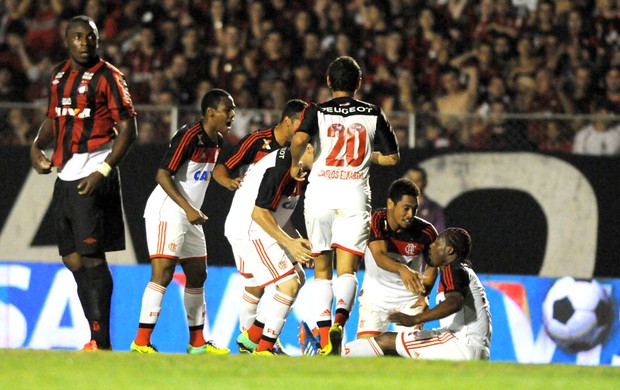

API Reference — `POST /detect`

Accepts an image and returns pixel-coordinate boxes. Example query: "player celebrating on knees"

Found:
[343,228,492,360]
[214,100,308,351]
[290,56,400,355]
[357,178,438,339]
[130,89,235,355]
[226,145,315,356]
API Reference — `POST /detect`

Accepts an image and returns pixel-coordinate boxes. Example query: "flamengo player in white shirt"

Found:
[343,228,492,360]
[357,178,438,339]
[290,56,400,355]
[130,89,235,355]
[226,146,315,355]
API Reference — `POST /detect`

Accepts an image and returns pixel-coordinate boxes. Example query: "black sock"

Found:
[72,267,91,321]
[86,263,114,349]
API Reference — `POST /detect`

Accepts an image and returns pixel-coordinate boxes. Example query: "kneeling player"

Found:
[344,228,492,360]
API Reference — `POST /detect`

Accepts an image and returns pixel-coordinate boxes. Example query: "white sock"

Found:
[343,338,384,357]
[239,291,260,332]
[139,282,166,324]
[314,278,334,324]
[184,286,206,327]
[334,273,358,313]
[262,291,295,339]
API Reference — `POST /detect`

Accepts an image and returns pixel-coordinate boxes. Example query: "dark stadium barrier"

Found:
[1,145,619,278]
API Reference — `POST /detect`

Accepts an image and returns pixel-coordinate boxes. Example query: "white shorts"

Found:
[304,207,370,256]
[231,235,296,288]
[145,216,206,261]
[357,294,424,337]
[227,237,259,286]
[395,329,487,360]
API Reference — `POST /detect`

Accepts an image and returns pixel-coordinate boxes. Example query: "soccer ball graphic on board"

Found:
[542,276,614,353]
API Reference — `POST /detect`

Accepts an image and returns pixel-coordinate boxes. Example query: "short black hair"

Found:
[388,178,420,204]
[279,99,308,123]
[442,227,472,261]
[200,88,231,115]
[327,56,362,93]
[66,15,98,38]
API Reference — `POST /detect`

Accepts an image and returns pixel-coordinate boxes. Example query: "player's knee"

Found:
[277,277,301,297]
[245,285,264,298]
[374,332,397,355]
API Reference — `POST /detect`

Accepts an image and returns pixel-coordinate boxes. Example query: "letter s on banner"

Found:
[0,265,31,347]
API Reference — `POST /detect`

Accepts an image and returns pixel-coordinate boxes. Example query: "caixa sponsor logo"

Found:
[54,107,92,118]
[193,170,211,181]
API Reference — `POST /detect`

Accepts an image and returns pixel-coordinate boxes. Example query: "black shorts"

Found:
[52,169,125,257]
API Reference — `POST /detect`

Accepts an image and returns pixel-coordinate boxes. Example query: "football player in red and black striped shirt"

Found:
[30,16,137,351]
[213,99,308,191]
[213,99,307,348]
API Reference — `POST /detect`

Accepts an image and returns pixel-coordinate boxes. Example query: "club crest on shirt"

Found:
[405,243,418,256]
[78,84,88,95]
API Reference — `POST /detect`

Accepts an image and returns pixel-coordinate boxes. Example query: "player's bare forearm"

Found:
[290,132,310,167]
[252,206,312,263]
[104,117,137,168]
[389,292,463,326]
[156,168,206,224]
[30,118,54,174]
[421,266,439,295]
[371,152,400,166]
[213,163,241,190]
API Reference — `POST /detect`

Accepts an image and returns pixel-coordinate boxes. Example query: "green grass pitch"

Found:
[2,349,620,389]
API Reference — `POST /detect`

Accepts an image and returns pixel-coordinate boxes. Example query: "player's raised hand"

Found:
[77,171,105,195]
[399,266,425,295]
[387,311,418,327]
[185,207,208,225]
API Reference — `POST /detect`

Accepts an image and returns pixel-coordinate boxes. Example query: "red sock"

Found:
[256,338,275,352]
[247,322,264,343]
[189,326,206,347]
[319,326,330,348]
[334,312,348,327]
[135,327,153,346]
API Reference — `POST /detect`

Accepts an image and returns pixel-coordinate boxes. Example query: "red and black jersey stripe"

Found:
[47,58,136,167]
[222,128,279,171]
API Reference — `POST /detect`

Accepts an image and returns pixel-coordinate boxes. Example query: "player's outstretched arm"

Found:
[251,206,313,264]
[212,163,242,191]
[156,168,207,225]
[388,291,464,327]
[30,118,53,174]
[371,151,400,166]
[369,240,425,294]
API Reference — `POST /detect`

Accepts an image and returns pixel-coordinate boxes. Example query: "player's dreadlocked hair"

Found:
[443,227,472,261]
[201,88,232,115]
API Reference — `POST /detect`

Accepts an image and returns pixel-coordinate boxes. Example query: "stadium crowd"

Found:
[1,0,619,152]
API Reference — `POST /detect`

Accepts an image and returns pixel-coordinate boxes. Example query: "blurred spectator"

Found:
[469,99,532,150]
[564,65,596,115]
[434,65,479,146]
[209,25,244,92]
[1,107,34,145]
[573,100,620,155]
[403,166,446,233]
[477,75,512,116]
[122,24,166,103]
[0,64,24,101]
[602,66,620,110]
[539,120,574,153]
